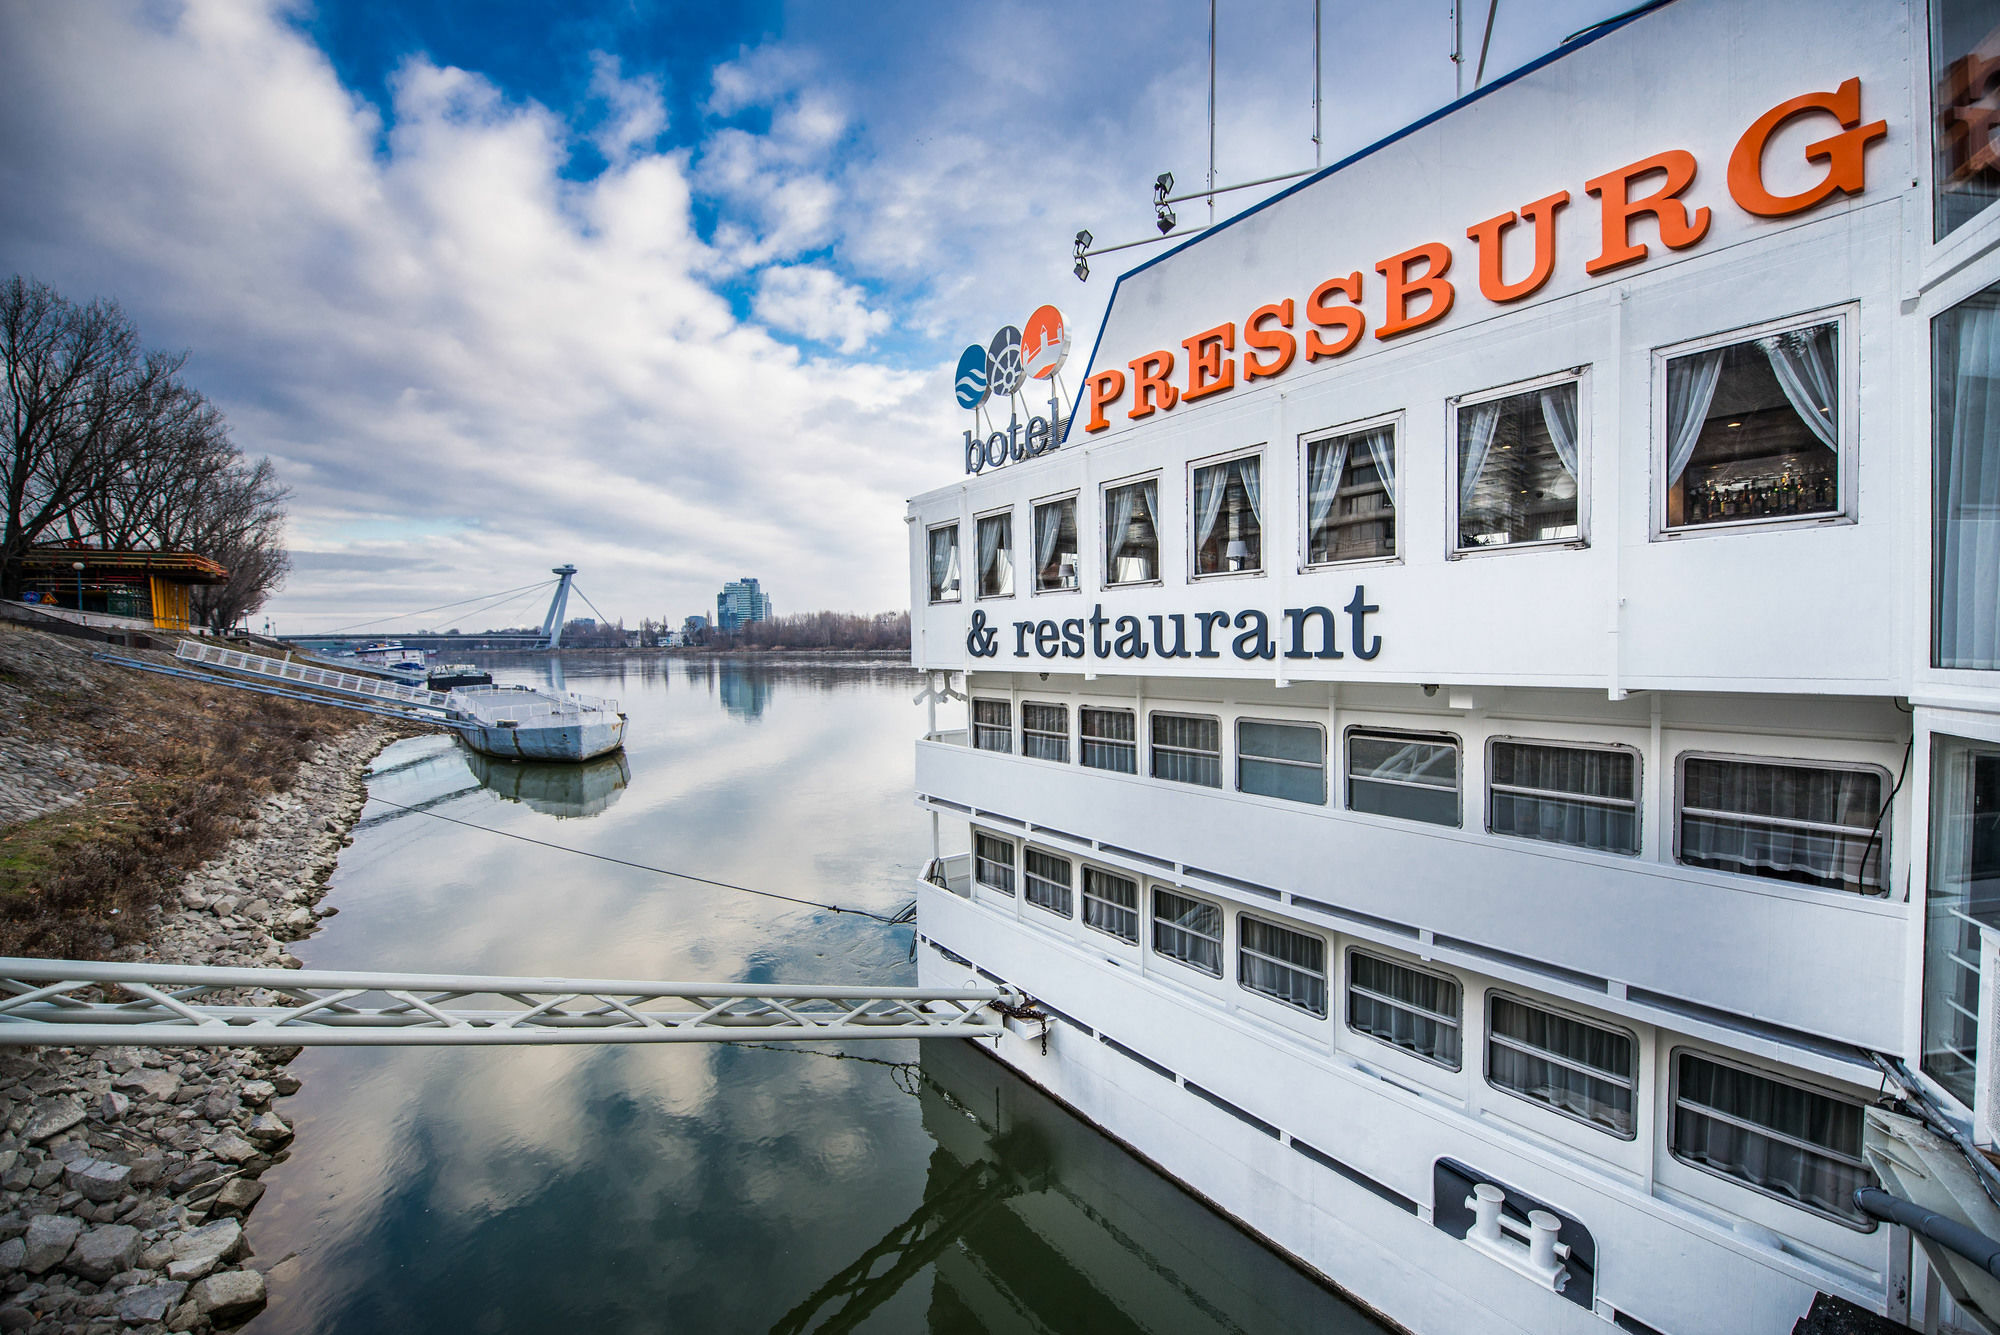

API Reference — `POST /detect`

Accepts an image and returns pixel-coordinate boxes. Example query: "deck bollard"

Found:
[1466,1183,1505,1245]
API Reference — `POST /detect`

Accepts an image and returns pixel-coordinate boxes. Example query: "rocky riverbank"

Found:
[0,722,391,1333]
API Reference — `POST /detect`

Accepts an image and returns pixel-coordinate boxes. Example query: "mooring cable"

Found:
[360,795,918,926]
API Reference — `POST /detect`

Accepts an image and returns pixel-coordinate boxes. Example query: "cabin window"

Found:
[1238,916,1326,1017]
[1080,706,1138,774]
[1024,848,1073,918]
[1922,736,2000,1108]
[975,511,1014,598]
[1488,740,1639,855]
[1304,423,1396,564]
[1453,376,1582,551]
[926,524,960,603]
[972,832,1015,896]
[1486,995,1637,1138]
[1660,320,1842,532]
[1670,1052,1873,1228]
[1104,479,1160,585]
[1151,713,1222,788]
[1152,888,1223,976]
[1032,495,1079,592]
[1082,867,1140,943]
[1676,755,1886,894]
[971,699,1012,753]
[1346,950,1462,1070]
[1935,282,2000,669]
[1237,720,1326,804]
[1347,730,1460,826]
[1021,702,1068,762]
[1934,0,2000,239]
[1191,454,1262,576]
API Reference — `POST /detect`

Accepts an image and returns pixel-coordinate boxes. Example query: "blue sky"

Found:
[0,0,1623,631]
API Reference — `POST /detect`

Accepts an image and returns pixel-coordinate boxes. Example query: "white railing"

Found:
[178,641,451,710]
[451,685,620,725]
[0,959,1011,1047]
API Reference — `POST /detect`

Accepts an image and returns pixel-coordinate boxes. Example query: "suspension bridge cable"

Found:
[314,580,556,635]
[361,795,917,926]
[569,584,616,629]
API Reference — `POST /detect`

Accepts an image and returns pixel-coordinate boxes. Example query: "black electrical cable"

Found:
[362,795,917,926]
[1859,736,1912,897]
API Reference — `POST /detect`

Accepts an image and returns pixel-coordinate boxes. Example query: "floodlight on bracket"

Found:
[1073,230,1092,282]
[1153,173,1177,234]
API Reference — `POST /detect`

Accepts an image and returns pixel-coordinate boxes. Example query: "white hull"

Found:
[455,715,626,762]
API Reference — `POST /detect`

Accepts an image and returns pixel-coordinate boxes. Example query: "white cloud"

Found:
[586,52,667,166]
[752,264,889,354]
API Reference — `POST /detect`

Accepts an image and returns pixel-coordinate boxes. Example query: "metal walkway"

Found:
[0,959,1013,1047]
[175,641,452,712]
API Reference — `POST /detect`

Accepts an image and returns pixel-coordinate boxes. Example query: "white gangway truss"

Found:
[0,959,1017,1048]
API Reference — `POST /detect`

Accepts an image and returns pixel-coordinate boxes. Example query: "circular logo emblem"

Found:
[1023,305,1070,380]
[988,326,1026,397]
[953,344,990,409]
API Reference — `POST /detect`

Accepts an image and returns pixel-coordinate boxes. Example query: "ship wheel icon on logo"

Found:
[987,326,1026,397]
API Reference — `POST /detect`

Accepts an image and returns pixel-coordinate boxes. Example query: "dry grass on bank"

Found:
[0,623,357,959]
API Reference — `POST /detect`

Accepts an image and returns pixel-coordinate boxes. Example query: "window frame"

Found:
[1345,726,1463,828]
[1344,947,1463,1071]
[1101,471,1164,590]
[925,522,961,604]
[1079,705,1139,774]
[1446,366,1591,558]
[1030,490,1082,595]
[970,698,1013,754]
[1236,913,1328,1018]
[1671,750,1892,896]
[1022,846,1074,919]
[1187,445,1267,582]
[1300,411,1403,571]
[1666,1046,1876,1231]
[1150,710,1224,789]
[973,506,1017,601]
[1484,735,1642,856]
[1649,306,1857,541]
[971,829,1016,897]
[1151,886,1224,978]
[1483,990,1640,1141]
[1081,864,1141,944]
[1236,716,1327,805]
[1020,700,1069,763]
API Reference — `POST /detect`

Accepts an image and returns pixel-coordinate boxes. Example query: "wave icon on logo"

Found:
[954,344,991,409]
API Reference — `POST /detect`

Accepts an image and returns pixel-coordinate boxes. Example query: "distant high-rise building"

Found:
[715,577,773,633]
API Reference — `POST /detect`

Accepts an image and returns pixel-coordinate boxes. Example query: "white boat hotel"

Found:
[906,0,2000,1330]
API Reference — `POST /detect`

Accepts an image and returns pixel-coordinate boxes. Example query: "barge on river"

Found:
[906,2,2000,1331]
[449,684,626,762]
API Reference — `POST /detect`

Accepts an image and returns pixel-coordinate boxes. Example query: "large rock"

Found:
[208,1179,263,1220]
[115,1281,186,1324]
[21,1214,82,1274]
[63,1158,130,1203]
[244,1111,290,1146]
[64,1223,139,1281]
[0,1237,23,1273]
[168,1218,241,1272]
[190,1268,265,1321]
[112,1069,179,1103]
[22,1097,84,1144]
[209,1130,258,1165]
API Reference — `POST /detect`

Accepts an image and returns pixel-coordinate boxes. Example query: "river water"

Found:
[242,655,1388,1335]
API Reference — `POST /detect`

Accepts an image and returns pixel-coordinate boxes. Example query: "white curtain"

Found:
[928,528,956,598]
[1672,1056,1867,1222]
[1236,458,1261,528]
[1489,998,1633,1135]
[1194,465,1228,552]
[1105,485,1138,571]
[1457,402,1502,509]
[1035,502,1063,575]
[977,516,1010,596]
[1306,437,1351,544]
[1666,350,1725,485]
[1539,384,1579,481]
[1938,296,2000,669]
[1365,427,1397,507]
[1759,326,1838,449]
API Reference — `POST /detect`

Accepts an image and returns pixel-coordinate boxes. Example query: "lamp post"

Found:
[70,562,84,614]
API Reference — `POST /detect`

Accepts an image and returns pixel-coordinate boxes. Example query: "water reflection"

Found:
[241,656,1381,1335]
[719,665,773,720]
[463,748,630,819]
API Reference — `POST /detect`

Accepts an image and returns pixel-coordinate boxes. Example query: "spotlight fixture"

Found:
[1073,229,1093,282]
[1154,172,1177,234]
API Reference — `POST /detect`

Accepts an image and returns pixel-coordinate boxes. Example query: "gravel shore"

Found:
[0,724,391,1333]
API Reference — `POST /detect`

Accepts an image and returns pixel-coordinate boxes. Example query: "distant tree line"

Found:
[713,610,909,651]
[1,276,289,630]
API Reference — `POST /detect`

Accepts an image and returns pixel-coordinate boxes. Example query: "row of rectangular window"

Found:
[966,833,1871,1228]
[926,312,1848,603]
[969,700,1887,895]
